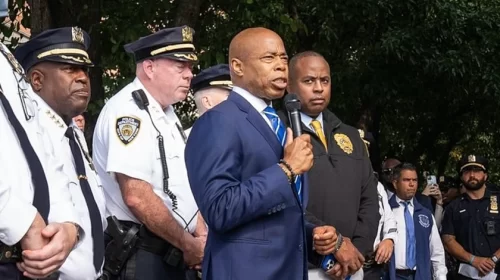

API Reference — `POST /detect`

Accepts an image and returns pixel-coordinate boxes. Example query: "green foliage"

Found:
[3,0,500,182]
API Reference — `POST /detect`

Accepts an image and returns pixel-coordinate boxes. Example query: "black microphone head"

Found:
[284,93,301,111]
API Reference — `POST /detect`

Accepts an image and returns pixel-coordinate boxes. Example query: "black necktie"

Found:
[64,127,104,272]
[0,88,50,224]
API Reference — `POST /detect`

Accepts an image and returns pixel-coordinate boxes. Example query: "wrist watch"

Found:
[65,222,81,243]
[492,255,499,264]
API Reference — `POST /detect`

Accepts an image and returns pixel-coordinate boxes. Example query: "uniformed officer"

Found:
[14,26,107,280]
[185,64,232,136]
[92,26,206,280]
[387,162,447,280]
[441,155,500,279]
[0,9,83,279]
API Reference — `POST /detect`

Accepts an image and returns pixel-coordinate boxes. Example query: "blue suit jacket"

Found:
[185,92,317,280]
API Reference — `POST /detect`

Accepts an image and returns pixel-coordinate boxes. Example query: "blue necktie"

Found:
[0,88,50,224]
[263,106,302,203]
[65,127,104,272]
[402,201,416,269]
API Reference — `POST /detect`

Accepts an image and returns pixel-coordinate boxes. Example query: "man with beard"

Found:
[441,155,500,279]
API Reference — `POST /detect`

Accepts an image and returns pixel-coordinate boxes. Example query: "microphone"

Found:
[283,93,302,138]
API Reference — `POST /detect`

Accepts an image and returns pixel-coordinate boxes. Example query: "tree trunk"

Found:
[28,0,52,36]
[172,0,204,27]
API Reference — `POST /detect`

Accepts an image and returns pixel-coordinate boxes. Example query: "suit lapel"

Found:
[228,92,283,158]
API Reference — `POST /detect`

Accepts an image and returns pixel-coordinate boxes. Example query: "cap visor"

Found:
[42,55,94,67]
[460,163,486,172]
[157,52,198,62]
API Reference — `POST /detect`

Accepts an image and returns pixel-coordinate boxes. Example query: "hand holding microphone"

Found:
[282,94,313,175]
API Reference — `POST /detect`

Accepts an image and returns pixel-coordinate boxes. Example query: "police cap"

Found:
[14,26,93,72]
[191,64,232,94]
[124,25,197,63]
[457,154,488,173]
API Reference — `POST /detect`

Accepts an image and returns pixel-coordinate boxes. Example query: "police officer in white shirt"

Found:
[14,26,107,280]
[93,26,206,280]
[185,64,232,137]
[387,163,447,280]
[0,10,82,279]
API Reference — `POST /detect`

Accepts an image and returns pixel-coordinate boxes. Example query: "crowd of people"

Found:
[0,2,498,279]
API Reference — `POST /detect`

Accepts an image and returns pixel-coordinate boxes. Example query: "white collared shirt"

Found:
[0,43,80,246]
[232,86,272,129]
[300,112,324,132]
[374,182,398,250]
[93,78,198,233]
[35,96,107,279]
[393,195,447,279]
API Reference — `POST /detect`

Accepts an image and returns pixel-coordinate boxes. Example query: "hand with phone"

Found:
[422,175,443,204]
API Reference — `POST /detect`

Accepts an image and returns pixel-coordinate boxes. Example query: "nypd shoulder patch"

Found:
[116,116,141,145]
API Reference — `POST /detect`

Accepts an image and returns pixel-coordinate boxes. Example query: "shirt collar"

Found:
[232,86,269,113]
[34,94,68,141]
[133,78,177,122]
[396,196,414,207]
[301,112,324,131]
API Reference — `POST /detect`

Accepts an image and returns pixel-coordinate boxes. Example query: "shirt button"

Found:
[298,244,303,251]
[0,233,5,240]
[272,207,277,213]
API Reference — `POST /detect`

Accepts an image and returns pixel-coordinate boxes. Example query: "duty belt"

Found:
[119,221,183,262]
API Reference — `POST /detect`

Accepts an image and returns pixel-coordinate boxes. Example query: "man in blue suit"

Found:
[185,27,339,280]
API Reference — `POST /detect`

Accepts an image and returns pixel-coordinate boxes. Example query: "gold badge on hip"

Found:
[490,195,498,214]
[334,133,353,154]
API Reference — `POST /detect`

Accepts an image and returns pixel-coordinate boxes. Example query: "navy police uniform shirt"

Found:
[441,189,500,273]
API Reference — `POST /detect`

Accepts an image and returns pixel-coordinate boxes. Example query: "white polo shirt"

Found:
[93,78,198,233]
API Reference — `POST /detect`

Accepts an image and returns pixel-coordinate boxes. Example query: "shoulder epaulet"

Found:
[0,43,24,76]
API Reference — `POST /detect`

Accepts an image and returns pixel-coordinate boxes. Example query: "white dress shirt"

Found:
[0,43,80,246]
[393,196,447,280]
[300,112,324,131]
[35,96,107,279]
[374,182,398,250]
[93,78,199,233]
